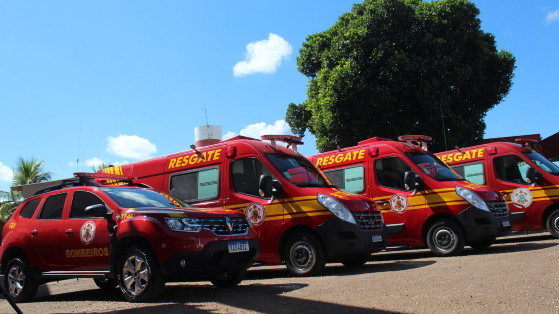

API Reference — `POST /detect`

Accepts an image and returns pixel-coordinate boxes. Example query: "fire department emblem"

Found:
[80,221,96,245]
[390,194,409,214]
[511,188,533,209]
[244,202,266,227]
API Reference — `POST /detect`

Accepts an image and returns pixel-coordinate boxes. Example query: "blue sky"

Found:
[1,0,558,193]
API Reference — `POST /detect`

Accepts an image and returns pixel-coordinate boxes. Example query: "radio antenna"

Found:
[202,107,209,126]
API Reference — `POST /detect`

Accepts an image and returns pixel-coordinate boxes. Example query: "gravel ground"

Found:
[1,233,558,313]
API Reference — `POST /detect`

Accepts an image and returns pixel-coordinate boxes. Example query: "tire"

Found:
[341,254,370,267]
[426,219,465,257]
[469,236,496,250]
[94,277,118,290]
[4,257,38,303]
[546,209,559,239]
[283,233,326,277]
[210,269,247,288]
[117,246,166,302]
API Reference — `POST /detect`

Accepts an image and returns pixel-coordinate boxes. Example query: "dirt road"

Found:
[2,233,558,313]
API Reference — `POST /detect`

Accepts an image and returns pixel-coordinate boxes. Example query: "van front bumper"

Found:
[316,217,387,262]
[456,206,512,244]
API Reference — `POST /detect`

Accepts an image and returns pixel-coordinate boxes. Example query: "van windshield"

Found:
[523,151,559,176]
[405,152,463,182]
[101,188,188,208]
[266,154,334,188]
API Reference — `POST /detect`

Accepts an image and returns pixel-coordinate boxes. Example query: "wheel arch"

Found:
[422,213,465,245]
[278,225,325,262]
[542,203,559,230]
[0,247,27,274]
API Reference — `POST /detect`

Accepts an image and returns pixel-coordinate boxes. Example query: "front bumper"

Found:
[316,217,387,262]
[160,238,260,281]
[456,206,512,244]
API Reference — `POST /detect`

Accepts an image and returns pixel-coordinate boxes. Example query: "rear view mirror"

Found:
[259,175,283,201]
[404,171,424,193]
[526,167,543,185]
[85,204,111,218]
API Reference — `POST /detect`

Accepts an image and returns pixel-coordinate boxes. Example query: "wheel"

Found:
[94,277,118,290]
[546,209,559,239]
[341,254,370,267]
[210,269,247,288]
[4,257,38,302]
[469,236,496,250]
[283,233,326,276]
[117,246,166,302]
[426,219,465,257]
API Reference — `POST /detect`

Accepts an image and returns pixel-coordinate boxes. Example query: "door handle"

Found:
[65,229,74,237]
[30,229,38,237]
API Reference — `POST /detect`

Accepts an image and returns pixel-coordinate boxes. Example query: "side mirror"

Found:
[259,175,283,201]
[526,167,543,185]
[404,171,424,192]
[85,204,111,218]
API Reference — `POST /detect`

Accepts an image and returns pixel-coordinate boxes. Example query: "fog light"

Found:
[180,258,187,268]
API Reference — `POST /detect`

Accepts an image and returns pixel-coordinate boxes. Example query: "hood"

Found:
[125,207,246,217]
[434,180,502,201]
[305,187,377,211]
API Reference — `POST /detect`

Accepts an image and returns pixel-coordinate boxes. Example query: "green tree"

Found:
[91,162,110,172]
[12,157,52,185]
[287,0,515,152]
[0,157,52,222]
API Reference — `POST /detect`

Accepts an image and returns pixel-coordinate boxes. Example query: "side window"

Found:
[374,157,413,190]
[71,191,106,218]
[231,158,273,197]
[493,155,529,184]
[452,163,485,185]
[170,167,219,202]
[20,199,41,219]
[325,166,365,193]
[38,193,67,220]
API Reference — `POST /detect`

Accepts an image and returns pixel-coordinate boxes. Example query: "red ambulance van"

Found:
[436,139,559,238]
[308,135,512,256]
[101,135,386,276]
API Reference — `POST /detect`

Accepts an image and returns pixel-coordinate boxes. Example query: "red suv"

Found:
[0,173,259,302]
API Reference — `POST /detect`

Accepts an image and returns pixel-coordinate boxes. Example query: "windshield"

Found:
[523,151,559,176]
[101,188,189,208]
[266,154,333,188]
[405,152,463,181]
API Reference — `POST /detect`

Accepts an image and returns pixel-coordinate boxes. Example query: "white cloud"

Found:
[546,10,559,24]
[0,162,13,182]
[233,33,293,77]
[223,131,237,140]
[238,120,290,138]
[85,157,105,167]
[106,134,157,160]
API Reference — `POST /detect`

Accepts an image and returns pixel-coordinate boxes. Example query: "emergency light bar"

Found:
[397,135,432,151]
[74,172,136,182]
[261,135,304,153]
[515,138,539,149]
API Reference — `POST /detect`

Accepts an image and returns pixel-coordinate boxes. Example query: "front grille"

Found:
[352,210,384,231]
[486,200,509,217]
[200,217,249,235]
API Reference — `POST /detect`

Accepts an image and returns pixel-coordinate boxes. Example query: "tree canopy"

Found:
[286,0,515,152]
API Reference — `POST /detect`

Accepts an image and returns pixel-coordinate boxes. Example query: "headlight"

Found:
[455,187,489,212]
[165,217,203,232]
[317,193,357,224]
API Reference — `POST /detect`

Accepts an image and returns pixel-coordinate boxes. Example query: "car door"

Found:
[62,190,111,271]
[29,192,68,271]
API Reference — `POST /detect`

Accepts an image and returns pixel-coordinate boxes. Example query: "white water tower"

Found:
[194,125,222,147]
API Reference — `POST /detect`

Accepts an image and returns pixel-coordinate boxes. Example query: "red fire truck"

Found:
[101,135,386,276]
[308,135,512,256]
[436,139,559,238]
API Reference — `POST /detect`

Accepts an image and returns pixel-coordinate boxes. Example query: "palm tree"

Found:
[0,190,22,221]
[12,157,52,185]
[91,162,110,172]
[0,157,52,222]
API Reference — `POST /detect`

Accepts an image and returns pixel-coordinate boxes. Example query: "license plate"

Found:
[228,240,249,253]
[502,220,511,227]
[372,233,383,243]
